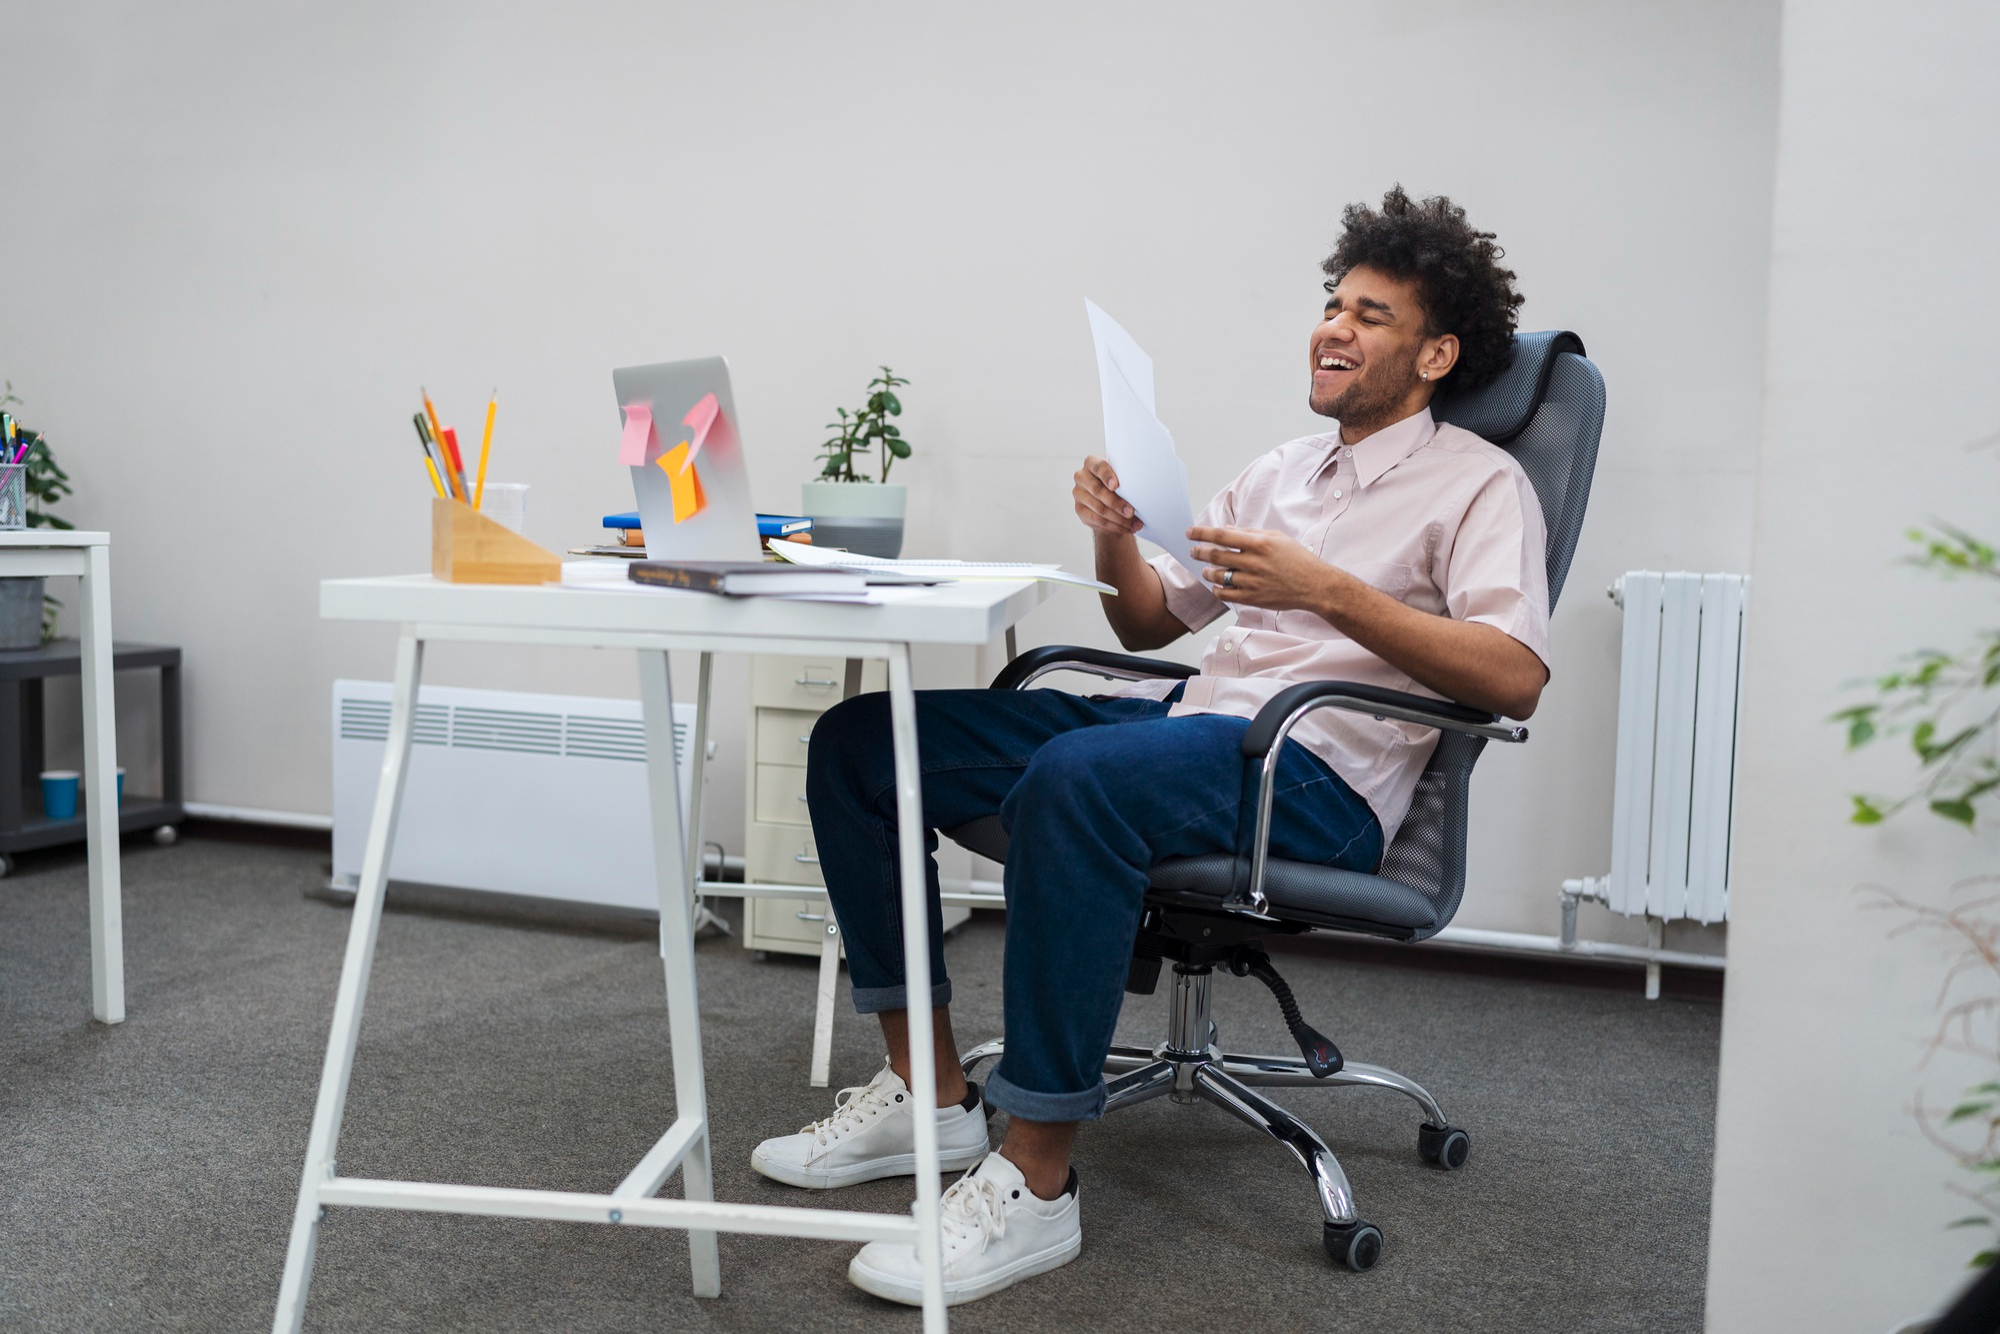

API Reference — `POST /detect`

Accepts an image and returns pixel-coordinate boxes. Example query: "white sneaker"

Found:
[848,1150,1082,1307]
[750,1059,990,1189]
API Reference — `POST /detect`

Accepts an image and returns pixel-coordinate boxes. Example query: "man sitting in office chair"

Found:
[751,185,1552,1306]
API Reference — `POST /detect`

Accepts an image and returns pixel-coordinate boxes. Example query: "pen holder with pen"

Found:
[431,496,562,585]
[0,460,27,530]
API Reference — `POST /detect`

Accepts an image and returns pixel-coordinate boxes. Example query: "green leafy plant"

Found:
[1859,877,2000,1267]
[1833,523,1999,828]
[1,381,74,640]
[1836,499,2000,1268]
[816,367,912,483]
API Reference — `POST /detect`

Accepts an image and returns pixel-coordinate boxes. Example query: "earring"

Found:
[1421,371,1429,381]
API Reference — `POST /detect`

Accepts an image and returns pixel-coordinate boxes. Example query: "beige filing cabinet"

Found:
[742,654,972,957]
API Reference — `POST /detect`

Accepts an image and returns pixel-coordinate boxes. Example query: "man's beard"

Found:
[1311,344,1422,432]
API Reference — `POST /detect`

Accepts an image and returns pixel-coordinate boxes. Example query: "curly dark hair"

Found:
[1321,186,1523,393]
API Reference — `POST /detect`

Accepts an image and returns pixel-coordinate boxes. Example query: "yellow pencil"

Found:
[475,389,496,510]
[421,387,462,501]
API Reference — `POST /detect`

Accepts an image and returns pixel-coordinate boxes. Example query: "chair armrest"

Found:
[1240,680,1528,758]
[1228,681,1526,916]
[989,645,1198,691]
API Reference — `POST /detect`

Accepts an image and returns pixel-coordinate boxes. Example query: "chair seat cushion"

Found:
[944,815,1010,864]
[941,818,1436,939]
[1146,855,1437,939]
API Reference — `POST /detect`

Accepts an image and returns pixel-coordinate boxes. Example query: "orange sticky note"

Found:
[657,443,707,522]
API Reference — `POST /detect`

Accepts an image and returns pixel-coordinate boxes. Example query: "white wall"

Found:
[0,1,1778,939]
[1705,3,2000,1329]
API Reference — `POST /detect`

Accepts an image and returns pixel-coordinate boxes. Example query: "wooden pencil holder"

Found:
[431,497,562,585]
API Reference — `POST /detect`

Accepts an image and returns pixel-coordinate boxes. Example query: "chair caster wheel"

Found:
[0,853,12,878]
[153,824,179,847]
[1419,1123,1471,1170]
[1323,1220,1383,1271]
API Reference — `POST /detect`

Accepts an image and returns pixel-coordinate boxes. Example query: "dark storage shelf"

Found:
[0,639,183,861]
[0,639,183,678]
[1,798,183,853]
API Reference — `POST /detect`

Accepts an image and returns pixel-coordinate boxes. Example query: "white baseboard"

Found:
[183,801,333,832]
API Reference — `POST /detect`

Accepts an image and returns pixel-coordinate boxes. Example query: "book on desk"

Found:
[629,560,864,596]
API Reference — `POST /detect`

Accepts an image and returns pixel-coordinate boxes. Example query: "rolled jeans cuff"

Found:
[850,980,953,1015]
[983,1068,1108,1123]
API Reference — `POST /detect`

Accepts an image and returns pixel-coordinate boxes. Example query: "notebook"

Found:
[629,561,864,596]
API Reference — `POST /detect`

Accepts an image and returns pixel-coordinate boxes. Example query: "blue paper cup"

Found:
[116,767,126,809]
[40,769,80,821]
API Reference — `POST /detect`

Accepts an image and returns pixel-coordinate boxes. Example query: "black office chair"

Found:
[946,331,1604,1271]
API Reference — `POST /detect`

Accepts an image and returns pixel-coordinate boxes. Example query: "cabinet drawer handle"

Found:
[795,675,839,689]
[795,911,825,922]
[794,852,820,865]
[796,793,809,802]
[798,734,812,745]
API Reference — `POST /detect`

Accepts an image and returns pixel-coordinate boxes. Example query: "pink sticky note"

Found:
[680,392,729,472]
[619,403,655,466]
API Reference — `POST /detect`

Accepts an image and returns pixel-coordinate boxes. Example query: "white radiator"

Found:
[1571,571,1748,926]
[331,680,696,913]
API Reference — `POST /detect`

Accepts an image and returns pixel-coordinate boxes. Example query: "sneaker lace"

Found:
[937,1172,1007,1255]
[800,1078,897,1150]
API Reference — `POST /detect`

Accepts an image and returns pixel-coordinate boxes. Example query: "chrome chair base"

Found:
[958,962,1468,1271]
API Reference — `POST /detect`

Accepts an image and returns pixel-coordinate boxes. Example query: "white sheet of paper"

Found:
[766,539,1115,594]
[1085,300,1200,577]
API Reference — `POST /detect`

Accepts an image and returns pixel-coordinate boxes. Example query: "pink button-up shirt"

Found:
[1121,407,1550,843]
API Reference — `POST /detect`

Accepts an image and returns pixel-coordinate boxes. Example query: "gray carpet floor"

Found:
[1,834,1719,1332]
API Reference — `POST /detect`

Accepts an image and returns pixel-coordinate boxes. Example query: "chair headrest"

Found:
[1431,330,1587,443]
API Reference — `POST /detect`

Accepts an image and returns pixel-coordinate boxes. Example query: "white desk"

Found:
[0,529,122,1023]
[277,567,1049,1334]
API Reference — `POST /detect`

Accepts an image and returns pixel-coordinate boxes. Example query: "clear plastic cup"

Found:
[479,483,529,534]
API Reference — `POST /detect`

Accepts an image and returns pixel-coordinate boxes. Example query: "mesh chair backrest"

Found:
[1376,334,1605,937]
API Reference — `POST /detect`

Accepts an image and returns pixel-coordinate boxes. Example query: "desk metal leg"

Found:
[810,919,840,1088]
[886,644,948,1331]
[637,650,722,1298]
[684,653,711,913]
[79,543,123,1025]
[802,658,870,1086]
[274,630,425,1333]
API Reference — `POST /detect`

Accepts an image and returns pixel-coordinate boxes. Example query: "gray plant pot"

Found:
[0,577,44,650]
[801,481,907,559]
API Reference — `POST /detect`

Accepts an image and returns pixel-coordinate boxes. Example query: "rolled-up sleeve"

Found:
[1151,481,1234,632]
[1442,467,1551,668]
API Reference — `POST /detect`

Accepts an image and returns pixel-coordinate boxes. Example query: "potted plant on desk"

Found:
[801,366,913,558]
[0,381,74,649]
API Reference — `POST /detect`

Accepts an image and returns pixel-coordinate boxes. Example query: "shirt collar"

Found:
[1341,406,1438,490]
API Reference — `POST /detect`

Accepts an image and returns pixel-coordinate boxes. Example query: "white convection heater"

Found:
[1563,572,1747,994]
[331,680,695,913]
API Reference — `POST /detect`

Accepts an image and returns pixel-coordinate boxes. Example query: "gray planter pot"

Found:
[0,578,44,650]
[801,481,907,558]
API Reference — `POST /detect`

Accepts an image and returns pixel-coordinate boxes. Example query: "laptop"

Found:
[611,357,763,562]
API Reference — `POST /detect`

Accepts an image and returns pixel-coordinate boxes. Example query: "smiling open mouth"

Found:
[1317,354,1357,371]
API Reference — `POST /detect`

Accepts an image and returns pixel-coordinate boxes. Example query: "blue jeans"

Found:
[806,687,1383,1122]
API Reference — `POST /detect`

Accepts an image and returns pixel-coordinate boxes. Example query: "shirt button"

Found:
[1332,489,1342,499]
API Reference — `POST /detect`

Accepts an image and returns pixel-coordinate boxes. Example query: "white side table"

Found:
[0,529,122,1023]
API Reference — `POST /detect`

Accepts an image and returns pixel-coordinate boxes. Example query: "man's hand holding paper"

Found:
[1072,456,1141,536]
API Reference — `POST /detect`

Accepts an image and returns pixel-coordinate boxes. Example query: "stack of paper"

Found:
[1085,300,1200,577]
[767,539,1116,594]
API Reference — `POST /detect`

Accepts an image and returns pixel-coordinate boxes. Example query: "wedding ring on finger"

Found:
[1222,568,1235,589]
